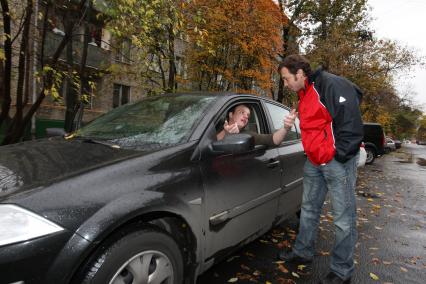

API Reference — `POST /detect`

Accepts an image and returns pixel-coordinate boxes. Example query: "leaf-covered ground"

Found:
[198,145,426,284]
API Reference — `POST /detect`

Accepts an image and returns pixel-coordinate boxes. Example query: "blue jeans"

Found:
[293,154,358,280]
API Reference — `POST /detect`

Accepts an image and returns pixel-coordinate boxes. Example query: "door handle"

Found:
[267,160,280,168]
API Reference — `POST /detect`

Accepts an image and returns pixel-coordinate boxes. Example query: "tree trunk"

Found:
[64,20,76,133]
[167,23,176,92]
[12,0,33,135]
[75,1,92,131]
[0,0,12,130]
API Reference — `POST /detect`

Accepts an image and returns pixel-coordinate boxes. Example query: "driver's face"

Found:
[230,105,251,129]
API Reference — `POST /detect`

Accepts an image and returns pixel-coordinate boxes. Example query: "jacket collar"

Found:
[307,66,324,85]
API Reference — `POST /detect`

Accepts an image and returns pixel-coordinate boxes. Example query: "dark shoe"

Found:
[277,250,312,264]
[319,272,351,284]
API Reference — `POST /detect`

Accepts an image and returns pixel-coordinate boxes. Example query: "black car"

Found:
[0,93,305,284]
[363,122,386,164]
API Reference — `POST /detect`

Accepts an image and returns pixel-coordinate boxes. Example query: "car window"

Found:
[215,102,264,135]
[76,95,215,150]
[264,102,298,141]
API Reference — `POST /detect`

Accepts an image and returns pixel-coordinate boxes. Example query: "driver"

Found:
[216,104,297,146]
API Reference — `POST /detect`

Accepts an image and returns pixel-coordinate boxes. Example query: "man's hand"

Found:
[224,120,239,134]
[284,109,297,131]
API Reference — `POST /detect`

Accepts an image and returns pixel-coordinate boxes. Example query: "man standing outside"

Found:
[277,55,363,284]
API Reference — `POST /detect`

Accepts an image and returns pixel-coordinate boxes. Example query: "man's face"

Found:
[229,105,250,129]
[280,67,305,92]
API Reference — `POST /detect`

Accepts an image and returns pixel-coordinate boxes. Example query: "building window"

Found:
[113,84,130,108]
[115,39,132,64]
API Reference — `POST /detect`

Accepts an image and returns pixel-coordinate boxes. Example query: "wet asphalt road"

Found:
[197,144,426,284]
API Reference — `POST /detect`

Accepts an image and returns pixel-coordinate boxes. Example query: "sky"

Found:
[367,0,426,111]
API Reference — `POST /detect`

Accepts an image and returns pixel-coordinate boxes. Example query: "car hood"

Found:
[0,138,142,200]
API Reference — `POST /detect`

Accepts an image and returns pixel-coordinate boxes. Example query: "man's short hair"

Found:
[278,54,312,77]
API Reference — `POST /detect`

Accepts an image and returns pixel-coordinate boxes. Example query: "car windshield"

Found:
[75,95,215,150]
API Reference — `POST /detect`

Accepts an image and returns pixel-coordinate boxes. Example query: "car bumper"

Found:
[0,230,89,284]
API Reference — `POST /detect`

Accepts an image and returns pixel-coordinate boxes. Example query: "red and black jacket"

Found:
[298,68,364,165]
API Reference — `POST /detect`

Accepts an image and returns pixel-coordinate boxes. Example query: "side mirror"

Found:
[209,133,254,155]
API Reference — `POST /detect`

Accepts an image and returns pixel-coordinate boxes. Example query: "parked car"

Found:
[363,122,386,164]
[384,137,396,153]
[394,139,402,149]
[0,93,305,284]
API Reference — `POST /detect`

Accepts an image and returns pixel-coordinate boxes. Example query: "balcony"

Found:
[43,31,111,70]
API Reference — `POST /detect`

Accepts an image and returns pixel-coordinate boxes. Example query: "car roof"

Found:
[162,92,277,103]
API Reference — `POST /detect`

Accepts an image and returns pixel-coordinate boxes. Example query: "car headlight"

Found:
[0,204,64,246]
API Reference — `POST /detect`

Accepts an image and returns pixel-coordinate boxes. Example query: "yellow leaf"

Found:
[298,264,307,271]
[369,272,379,280]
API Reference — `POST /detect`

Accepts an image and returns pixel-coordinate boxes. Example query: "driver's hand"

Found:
[224,120,239,134]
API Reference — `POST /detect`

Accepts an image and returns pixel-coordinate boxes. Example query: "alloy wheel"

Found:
[109,250,174,284]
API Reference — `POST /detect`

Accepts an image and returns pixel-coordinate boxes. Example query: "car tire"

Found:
[365,147,375,164]
[75,227,183,284]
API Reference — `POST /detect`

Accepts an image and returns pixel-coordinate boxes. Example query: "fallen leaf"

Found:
[275,261,285,264]
[252,270,261,276]
[240,264,250,271]
[319,250,330,256]
[297,264,306,271]
[228,277,238,283]
[382,261,392,265]
[292,272,300,278]
[277,264,289,273]
[374,226,383,230]
[266,282,272,284]
[400,267,408,272]
[369,272,379,280]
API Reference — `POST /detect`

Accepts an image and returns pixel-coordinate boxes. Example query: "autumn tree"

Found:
[279,0,420,127]
[0,0,93,144]
[184,0,283,96]
[105,0,185,94]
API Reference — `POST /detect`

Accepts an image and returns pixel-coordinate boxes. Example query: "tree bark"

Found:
[0,0,12,129]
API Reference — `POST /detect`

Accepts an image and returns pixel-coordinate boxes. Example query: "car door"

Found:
[199,99,282,262]
[263,101,305,222]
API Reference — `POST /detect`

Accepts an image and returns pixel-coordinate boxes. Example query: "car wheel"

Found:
[76,227,183,284]
[365,147,375,164]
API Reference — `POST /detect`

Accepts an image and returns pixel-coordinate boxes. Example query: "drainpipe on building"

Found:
[31,0,39,138]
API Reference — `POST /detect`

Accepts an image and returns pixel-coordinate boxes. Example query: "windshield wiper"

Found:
[81,138,121,149]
